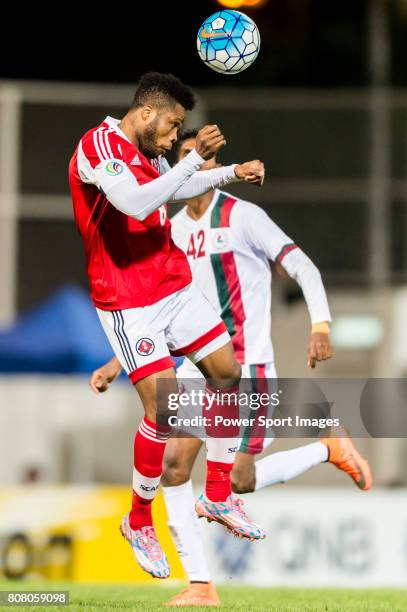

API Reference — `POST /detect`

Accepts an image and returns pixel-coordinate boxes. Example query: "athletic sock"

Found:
[204,385,239,502]
[254,441,328,490]
[163,480,211,583]
[129,417,171,531]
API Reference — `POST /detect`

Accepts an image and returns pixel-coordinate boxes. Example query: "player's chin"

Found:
[158,144,172,155]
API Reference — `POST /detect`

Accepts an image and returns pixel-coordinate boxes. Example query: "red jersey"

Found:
[68,117,192,310]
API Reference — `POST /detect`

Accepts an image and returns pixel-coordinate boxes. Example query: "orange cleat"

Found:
[163,581,220,607]
[321,427,373,491]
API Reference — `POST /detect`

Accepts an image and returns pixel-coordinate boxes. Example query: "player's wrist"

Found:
[226,164,238,182]
[234,164,244,180]
[311,321,330,334]
[185,148,206,167]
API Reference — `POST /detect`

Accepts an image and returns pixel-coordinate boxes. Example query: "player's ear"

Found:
[140,105,156,123]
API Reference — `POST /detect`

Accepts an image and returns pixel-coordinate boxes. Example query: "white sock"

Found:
[205,436,238,464]
[255,442,328,490]
[162,480,211,583]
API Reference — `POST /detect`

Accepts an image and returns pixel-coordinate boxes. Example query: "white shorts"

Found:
[97,282,230,384]
[176,358,277,455]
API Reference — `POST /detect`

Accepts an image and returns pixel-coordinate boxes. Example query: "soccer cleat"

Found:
[163,581,220,607]
[195,494,265,541]
[321,427,373,491]
[119,513,170,579]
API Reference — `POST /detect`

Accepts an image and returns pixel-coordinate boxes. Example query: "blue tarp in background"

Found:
[0,285,184,374]
[0,286,113,374]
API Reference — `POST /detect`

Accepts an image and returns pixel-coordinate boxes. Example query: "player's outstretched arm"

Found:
[277,251,333,368]
[238,201,332,369]
[90,356,122,394]
[81,125,226,221]
[169,159,265,201]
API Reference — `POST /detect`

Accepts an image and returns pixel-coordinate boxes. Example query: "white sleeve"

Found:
[239,201,295,261]
[79,147,205,221]
[169,166,238,200]
[280,248,332,324]
[160,157,238,201]
[239,201,331,324]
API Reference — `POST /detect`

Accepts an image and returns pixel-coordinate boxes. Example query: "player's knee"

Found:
[221,360,241,386]
[230,360,242,384]
[231,470,255,494]
[162,459,191,487]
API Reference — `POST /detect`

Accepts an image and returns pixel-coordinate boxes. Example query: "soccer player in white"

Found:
[91,129,372,607]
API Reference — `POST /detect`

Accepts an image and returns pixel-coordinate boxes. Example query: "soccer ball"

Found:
[197,10,260,75]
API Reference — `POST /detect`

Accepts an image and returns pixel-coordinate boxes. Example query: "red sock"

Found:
[129,417,170,531]
[204,385,239,502]
[206,460,233,501]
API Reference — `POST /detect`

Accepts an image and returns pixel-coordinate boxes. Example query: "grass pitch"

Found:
[0,581,406,611]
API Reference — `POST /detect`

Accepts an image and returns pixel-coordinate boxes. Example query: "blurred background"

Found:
[0,0,406,588]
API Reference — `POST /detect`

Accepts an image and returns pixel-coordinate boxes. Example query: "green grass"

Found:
[0,581,406,611]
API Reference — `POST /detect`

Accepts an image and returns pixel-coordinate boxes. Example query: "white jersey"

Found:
[171,189,331,366]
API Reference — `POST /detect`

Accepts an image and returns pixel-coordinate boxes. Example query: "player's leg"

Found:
[239,442,329,492]
[119,367,178,579]
[213,425,371,493]
[250,433,372,491]
[232,363,372,492]
[162,358,221,606]
[231,451,257,493]
[96,303,179,578]
[229,362,328,493]
[166,283,264,540]
[130,368,178,527]
[194,342,242,499]
[233,361,329,491]
[166,284,240,505]
[231,362,278,493]
[161,436,220,607]
[255,443,326,490]
[189,346,263,540]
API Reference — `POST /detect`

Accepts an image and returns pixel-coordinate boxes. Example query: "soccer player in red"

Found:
[69,73,266,578]
[89,128,372,603]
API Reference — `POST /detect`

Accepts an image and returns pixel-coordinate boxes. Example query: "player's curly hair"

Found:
[132,72,195,111]
[172,128,199,159]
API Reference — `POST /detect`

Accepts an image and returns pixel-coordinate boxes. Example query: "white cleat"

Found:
[195,494,265,541]
[120,513,170,579]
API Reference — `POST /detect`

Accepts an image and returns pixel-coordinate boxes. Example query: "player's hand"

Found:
[234,160,265,185]
[307,330,333,369]
[195,125,227,160]
[90,357,122,393]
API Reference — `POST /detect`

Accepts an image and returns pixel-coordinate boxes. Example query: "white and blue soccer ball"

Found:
[197,10,260,75]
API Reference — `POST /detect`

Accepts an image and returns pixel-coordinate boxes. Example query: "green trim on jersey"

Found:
[210,253,236,337]
[210,192,235,338]
[210,192,228,229]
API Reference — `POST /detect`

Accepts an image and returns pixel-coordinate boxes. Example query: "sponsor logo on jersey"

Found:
[136,337,155,356]
[130,154,142,166]
[228,446,238,453]
[211,229,229,251]
[105,161,124,176]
